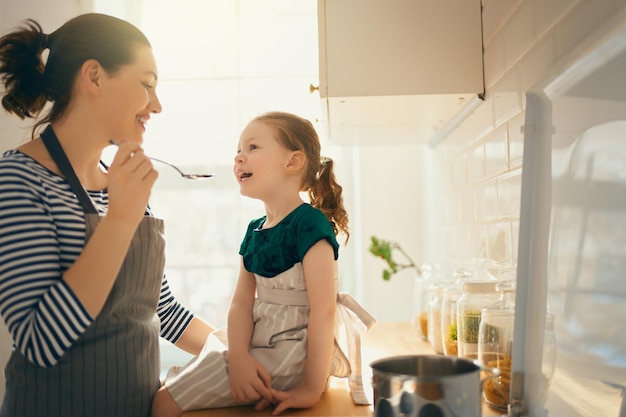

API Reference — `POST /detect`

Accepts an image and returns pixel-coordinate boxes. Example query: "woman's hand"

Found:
[227,352,273,404]
[61,141,158,317]
[106,141,158,227]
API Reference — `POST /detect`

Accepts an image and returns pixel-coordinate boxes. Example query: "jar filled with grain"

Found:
[456,280,499,359]
[477,281,516,411]
[411,264,432,340]
[440,268,472,356]
[441,285,462,356]
[427,284,445,354]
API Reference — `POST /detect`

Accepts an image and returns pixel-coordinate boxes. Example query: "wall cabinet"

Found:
[317,0,484,144]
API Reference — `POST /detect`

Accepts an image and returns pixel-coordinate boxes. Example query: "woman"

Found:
[0,13,213,417]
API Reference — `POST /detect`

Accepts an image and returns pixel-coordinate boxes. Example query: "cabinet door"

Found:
[318,0,483,98]
[317,0,483,144]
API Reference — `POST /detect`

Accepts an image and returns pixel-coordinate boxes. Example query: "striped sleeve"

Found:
[0,160,93,367]
[157,277,194,343]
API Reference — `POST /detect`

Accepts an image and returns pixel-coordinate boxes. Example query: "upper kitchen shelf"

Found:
[317,0,484,145]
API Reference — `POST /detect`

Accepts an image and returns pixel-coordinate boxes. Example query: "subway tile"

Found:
[482,0,521,45]
[476,180,499,222]
[487,222,514,267]
[520,33,557,91]
[448,123,474,154]
[484,125,509,178]
[469,224,488,259]
[497,169,523,219]
[493,69,522,126]
[555,0,613,60]
[434,156,452,190]
[484,34,508,88]
[455,116,479,150]
[460,188,478,224]
[532,0,578,39]
[466,143,486,184]
[508,111,526,168]
[503,1,535,70]
[454,117,474,152]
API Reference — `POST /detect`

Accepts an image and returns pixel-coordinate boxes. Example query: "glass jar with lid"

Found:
[427,284,445,354]
[456,280,499,359]
[493,279,516,309]
[478,304,515,411]
[478,286,556,412]
[411,264,432,341]
[441,285,462,356]
[440,268,472,356]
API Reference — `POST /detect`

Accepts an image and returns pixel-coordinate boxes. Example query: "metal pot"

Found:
[370,355,483,417]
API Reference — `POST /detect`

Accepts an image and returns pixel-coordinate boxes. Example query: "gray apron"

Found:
[1,125,165,417]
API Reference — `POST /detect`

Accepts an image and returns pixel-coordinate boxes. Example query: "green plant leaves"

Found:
[368,235,419,280]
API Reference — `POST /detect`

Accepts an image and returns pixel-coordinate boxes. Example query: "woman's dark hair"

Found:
[0,13,151,136]
[253,111,350,242]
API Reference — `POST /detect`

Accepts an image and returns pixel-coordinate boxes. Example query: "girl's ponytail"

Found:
[308,156,350,242]
[0,19,49,119]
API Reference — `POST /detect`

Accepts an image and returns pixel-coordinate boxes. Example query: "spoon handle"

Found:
[108,140,214,179]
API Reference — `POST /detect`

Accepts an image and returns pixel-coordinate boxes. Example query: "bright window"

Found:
[94,0,358,374]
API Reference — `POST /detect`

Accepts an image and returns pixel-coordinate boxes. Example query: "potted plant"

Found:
[368,236,428,339]
[368,236,422,280]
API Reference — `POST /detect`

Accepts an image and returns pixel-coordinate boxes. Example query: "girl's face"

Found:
[234,120,293,199]
[99,45,162,144]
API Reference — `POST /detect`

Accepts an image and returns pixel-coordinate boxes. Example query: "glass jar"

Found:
[427,284,445,354]
[441,285,462,356]
[456,280,499,359]
[411,264,432,340]
[494,280,516,309]
[478,306,515,411]
[440,268,472,356]
[478,306,557,411]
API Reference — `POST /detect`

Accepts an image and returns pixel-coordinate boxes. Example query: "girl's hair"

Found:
[0,13,151,136]
[253,111,350,242]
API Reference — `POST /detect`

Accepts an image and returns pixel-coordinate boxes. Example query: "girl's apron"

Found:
[1,125,165,417]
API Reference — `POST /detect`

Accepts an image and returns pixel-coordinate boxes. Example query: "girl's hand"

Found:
[106,141,158,227]
[266,382,323,416]
[227,352,273,404]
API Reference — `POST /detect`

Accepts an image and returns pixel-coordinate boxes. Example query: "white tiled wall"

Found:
[427,0,626,278]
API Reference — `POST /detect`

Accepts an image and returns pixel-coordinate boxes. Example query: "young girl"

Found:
[151,111,375,416]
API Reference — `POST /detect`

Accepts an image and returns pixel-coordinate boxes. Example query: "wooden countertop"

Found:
[181,321,501,416]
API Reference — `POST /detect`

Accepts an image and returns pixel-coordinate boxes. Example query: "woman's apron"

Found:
[1,125,165,417]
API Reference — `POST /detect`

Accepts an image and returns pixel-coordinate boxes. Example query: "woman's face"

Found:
[234,121,293,200]
[99,44,162,144]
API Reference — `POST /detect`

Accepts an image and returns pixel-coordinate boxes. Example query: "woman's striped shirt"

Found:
[0,150,193,367]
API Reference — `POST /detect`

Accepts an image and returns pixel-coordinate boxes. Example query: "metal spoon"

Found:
[109,140,214,180]
[147,157,214,179]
